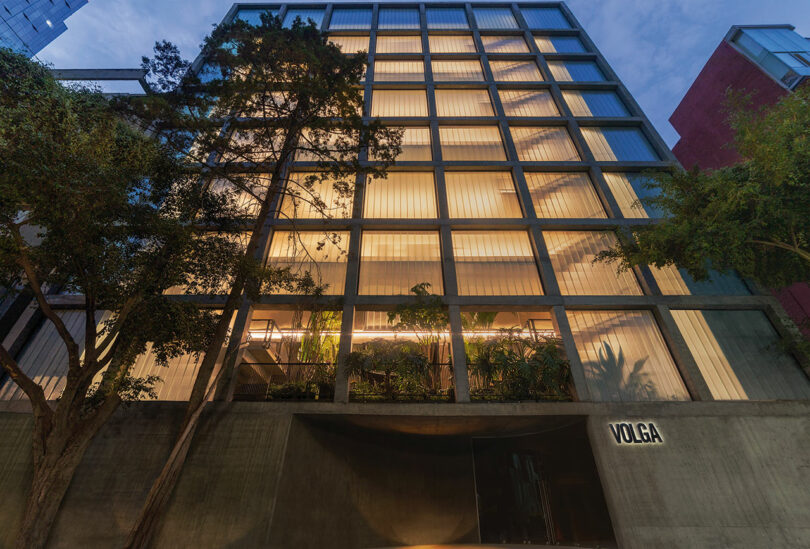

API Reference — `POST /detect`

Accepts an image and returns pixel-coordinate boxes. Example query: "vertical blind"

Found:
[429,34,477,53]
[364,172,437,218]
[359,232,444,295]
[602,172,648,217]
[126,344,206,401]
[520,8,572,29]
[440,126,506,161]
[452,231,543,295]
[267,231,349,294]
[432,60,485,81]
[473,8,518,29]
[567,310,690,402]
[547,60,605,82]
[525,172,607,218]
[651,265,751,296]
[481,35,529,53]
[534,36,586,53]
[328,35,370,54]
[582,128,659,162]
[279,172,353,220]
[329,8,372,29]
[426,8,469,29]
[445,171,522,218]
[510,127,581,161]
[489,60,544,81]
[499,89,559,117]
[544,231,643,295]
[375,35,422,53]
[371,89,428,117]
[563,90,629,117]
[378,8,420,29]
[373,60,424,81]
[370,126,432,161]
[435,89,494,117]
[672,310,810,400]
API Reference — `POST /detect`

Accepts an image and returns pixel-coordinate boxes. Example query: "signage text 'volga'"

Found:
[609,422,663,445]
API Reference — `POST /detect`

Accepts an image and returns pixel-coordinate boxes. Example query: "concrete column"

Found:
[552,305,590,401]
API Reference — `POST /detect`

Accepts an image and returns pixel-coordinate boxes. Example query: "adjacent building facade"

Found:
[1,4,810,548]
[0,0,87,56]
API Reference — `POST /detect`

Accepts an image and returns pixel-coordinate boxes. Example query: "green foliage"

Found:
[598,87,810,288]
[467,331,572,401]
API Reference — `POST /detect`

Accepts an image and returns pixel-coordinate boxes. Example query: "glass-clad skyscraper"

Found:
[0,0,87,56]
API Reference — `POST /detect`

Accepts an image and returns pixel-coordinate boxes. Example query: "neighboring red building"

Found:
[670,24,810,335]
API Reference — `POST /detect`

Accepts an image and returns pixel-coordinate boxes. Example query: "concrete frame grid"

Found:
[198,1,806,405]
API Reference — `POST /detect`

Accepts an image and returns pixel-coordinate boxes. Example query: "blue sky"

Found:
[38,0,810,146]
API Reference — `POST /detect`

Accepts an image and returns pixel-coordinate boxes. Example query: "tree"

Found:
[0,49,248,548]
[598,87,810,289]
[121,14,401,547]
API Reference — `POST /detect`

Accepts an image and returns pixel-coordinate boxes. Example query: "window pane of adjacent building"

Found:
[671,310,810,400]
[563,90,629,117]
[521,8,571,29]
[453,231,543,295]
[432,60,485,81]
[650,265,751,296]
[364,172,437,218]
[371,89,428,117]
[525,172,606,218]
[548,60,605,81]
[378,8,420,29]
[544,231,642,295]
[473,8,518,29]
[435,89,494,117]
[359,232,444,295]
[499,90,559,117]
[279,172,353,220]
[582,128,659,161]
[440,126,506,161]
[329,8,371,29]
[283,8,324,28]
[445,172,522,218]
[328,35,369,54]
[511,127,581,161]
[426,8,468,29]
[489,60,543,81]
[376,35,422,53]
[481,35,529,53]
[429,34,477,53]
[567,310,690,401]
[374,60,424,81]
[267,231,349,294]
[534,35,587,53]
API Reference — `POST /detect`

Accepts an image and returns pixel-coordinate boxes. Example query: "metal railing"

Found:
[234,362,334,401]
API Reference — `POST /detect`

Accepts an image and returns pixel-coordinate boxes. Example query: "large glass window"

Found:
[499,89,559,117]
[671,309,810,400]
[364,172,437,218]
[329,8,371,30]
[279,172,353,220]
[283,8,324,29]
[544,231,642,295]
[481,35,529,53]
[429,34,477,53]
[534,35,587,53]
[521,8,572,29]
[372,127,433,162]
[359,232,444,295]
[328,35,369,54]
[453,231,543,295]
[426,8,469,29]
[376,35,422,54]
[511,127,581,161]
[440,126,506,161]
[601,172,660,217]
[582,128,659,162]
[267,231,349,294]
[525,172,606,219]
[435,89,494,117]
[548,60,605,82]
[567,310,690,401]
[371,89,428,117]
[378,8,420,29]
[473,8,518,29]
[489,60,544,82]
[563,90,629,117]
[650,265,751,296]
[432,60,485,81]
[235,8,278,25]
[445,172,522,218]
[373,60,424,82]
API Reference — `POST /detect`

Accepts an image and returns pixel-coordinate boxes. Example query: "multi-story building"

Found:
[1,4,810,548]
[0,0,87,56]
